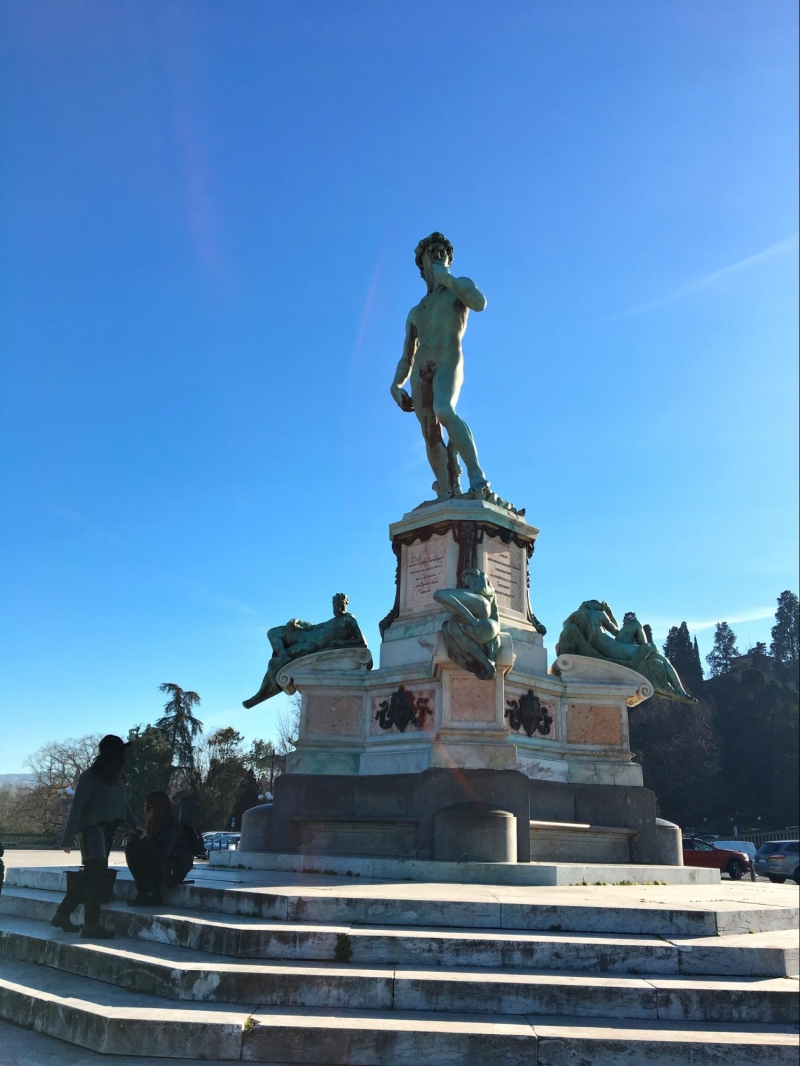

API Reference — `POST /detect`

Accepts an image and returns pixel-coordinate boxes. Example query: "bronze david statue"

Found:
[391,232,519,512]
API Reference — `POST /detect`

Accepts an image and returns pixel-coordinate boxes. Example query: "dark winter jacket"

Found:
[60,767,140,848]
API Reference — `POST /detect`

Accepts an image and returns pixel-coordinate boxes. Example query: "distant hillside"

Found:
[0,773,34,786]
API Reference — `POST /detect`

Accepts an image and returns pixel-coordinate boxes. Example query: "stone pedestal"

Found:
[656,818,684,866]
[278,501,649,787]
[433,802,517,862]
[242,500,678,865]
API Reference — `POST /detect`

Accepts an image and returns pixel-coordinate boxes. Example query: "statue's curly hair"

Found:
[414,232,454,277]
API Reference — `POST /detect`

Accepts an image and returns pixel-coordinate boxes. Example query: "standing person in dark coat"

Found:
[125,790,193,906]
[51,735,142,939]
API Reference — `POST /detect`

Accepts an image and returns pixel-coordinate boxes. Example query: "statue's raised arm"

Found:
[430,259,487,312]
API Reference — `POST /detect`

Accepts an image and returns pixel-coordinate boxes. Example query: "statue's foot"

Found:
[463,481,525,517]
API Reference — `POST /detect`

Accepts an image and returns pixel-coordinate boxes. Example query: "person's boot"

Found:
[50,910,80,933]
[128,892,158,906]
[80,923,115,939]
[128,881,161,906]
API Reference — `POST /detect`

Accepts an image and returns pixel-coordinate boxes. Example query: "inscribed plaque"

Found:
[403,535,448,613]
[484,541,523,613]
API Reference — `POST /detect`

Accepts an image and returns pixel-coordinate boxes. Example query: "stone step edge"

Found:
[0,887,703,945]
[9,868,797,937]
[210,847,720,887]
[6,888,796,980]
[7,885,797,960]
[1,920,797,1029]
[0,963,797,1064]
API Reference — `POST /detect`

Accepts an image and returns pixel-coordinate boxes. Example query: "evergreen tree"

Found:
[708,665,799,828]
[706,622,739,677]
[663,622,704,695]
[244,738,278,790]
[771,590,799,664]
[693,638,702,677]
[125,725,173,820]
[629,695,721,826]
[154,683,203,772]
[207,727,244,763]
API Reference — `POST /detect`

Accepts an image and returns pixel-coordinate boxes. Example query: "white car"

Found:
[203,832,241,852]
[713,840,757,862]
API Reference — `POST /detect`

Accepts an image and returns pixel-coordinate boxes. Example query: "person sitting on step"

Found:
[125,790,193,906]
[52,734,143,939]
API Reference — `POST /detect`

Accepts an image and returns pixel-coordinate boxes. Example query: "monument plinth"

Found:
[239,231,693,869]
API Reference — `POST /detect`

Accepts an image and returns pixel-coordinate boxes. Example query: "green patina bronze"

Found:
[391,232,521,514]
[242,594,369,709]
[556,600,695,703]
[434,568,502,681]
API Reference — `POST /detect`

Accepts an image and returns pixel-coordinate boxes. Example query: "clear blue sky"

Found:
[1,1,797,773]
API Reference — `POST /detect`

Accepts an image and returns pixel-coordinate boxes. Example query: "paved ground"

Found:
[3,849,798,909]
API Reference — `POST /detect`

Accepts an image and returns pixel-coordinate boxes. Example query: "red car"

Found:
[682,836,751,880]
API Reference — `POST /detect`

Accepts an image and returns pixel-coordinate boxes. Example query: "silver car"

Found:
[753,840,799,883]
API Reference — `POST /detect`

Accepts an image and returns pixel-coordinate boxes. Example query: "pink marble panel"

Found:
[449,676,496,722]
[305,695,362,736]
[566,704,623,746]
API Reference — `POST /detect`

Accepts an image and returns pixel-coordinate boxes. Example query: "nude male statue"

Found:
[433,568,502,680]
[391,232,491,502]
[556,600,694,703]
[242,593,368,709]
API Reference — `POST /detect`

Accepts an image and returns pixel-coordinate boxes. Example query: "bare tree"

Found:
[0,782,28,832]
[19,734,101,833]
[275,695,301,755]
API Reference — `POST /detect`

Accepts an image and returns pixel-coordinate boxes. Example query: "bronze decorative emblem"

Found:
[505,690,553,737]
[375,686,432,732]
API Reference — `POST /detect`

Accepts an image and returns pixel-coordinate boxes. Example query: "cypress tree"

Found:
[706,622,739,677]
[771,591,799,664]
[663,622,704,695]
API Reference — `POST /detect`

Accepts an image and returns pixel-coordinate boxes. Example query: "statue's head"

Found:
[461,567,493,598]
[623,612,638,624]
[332,592,349,616]
[415,232,453,279]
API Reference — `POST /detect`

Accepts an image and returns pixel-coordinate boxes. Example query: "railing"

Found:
[0,832,58,847]
[734,827,799,847]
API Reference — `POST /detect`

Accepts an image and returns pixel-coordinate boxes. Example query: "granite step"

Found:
[7,866,798,937]
[0,954,532,1064]
[0,956,797,1065]
[0,913,797,1024]
[3,885,797,977]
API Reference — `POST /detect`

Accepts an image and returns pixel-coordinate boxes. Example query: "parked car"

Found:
[753,840,799,884]
[202,832,241,852]
[713,840,757,862]
[682,836,751,879]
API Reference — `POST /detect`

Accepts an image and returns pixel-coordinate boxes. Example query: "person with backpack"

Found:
[52,734,142,939]
[125,790,193,906]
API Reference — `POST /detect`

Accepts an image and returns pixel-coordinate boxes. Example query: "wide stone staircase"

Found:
[0,864,798,1064]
